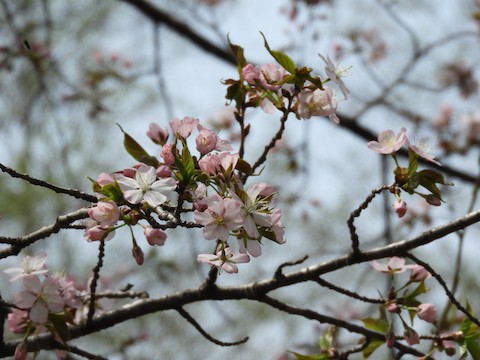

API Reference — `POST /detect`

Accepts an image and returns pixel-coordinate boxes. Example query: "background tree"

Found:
[1,0,480,359]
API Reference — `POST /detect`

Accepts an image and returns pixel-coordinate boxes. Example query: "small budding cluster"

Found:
[225,34,349,124]
[367,257,461,357]
[367,127,452,219]
[3,254,83,359]
[83,116,286,273]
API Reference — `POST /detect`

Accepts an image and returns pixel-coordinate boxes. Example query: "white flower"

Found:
[319,54,350,100]
[116,165,177,208]
[3,253,48,282]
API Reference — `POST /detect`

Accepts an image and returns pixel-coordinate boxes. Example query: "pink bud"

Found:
[147,122,169,145]
[196,128,218,155]
[88,201,120,227]
[386,331,396,348]
[417,303,437,323]
[132,245,144,265]
[404,327,420,345]
[156,165,172,178]
[241,63,259,85]
[144,227,167,246]
[410,265,431,282]
[393,199,407,218]
[14,342,28,360]
[425,195,441,206]
[160,143,176,165]
[386,302,399,313]
[96,172,114,186]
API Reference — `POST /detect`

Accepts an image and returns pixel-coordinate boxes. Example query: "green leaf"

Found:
[227,35,247,72]
[235,158,253,176]
[260,32,296,74]
[289,352,329,360]
[318,327,336,350]
[99,182,124,202]
[361,317,389,334]
[224,79,246,107]
[466,337,480,360]
[175,143,195,186]
[407,149,419,177]
[117,124,159,167]
[363,339,384,359]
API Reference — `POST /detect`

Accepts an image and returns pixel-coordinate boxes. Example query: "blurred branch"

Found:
[119,0,236,65]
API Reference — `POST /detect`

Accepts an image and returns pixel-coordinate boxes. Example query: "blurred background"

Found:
[1,0,480,359]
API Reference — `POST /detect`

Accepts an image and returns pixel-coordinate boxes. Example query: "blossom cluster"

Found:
[367,127,451,219]
[3,254,83,359]
[367,257,453,353]
[84,116,285,273]
[240,54,348,124]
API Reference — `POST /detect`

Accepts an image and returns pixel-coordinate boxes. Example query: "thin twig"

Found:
[177,307,248,346]
[274,255,308,279]
[314,277,383,304]
[87,240,106,325]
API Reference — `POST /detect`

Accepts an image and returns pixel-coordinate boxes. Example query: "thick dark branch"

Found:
[0,163,98,203]
[0,208,90,259]
[2,208,480,356]
[119,0,236,65]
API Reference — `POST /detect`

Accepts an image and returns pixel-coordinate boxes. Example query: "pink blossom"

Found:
[196,128,218,154]
[146,122,169,145]
[252,182,277,199]
[371,257,413,274]
[406,136,442,166]
[3,253,48,282]
[193,183,208,212]
[96,172,114,186]
[198,152,239,176]
[270,208,286,244]
[417,303,437,323]
[386,302,399,314]
[238,238,262,257]
[116,165,177,208]
[169,116,199,139]
[88,200,120,227]
[367,128,407,155]
[218,151,239,173]
[319,54,350,99]
[144,227,167,246]
[296,87,339,124]
[197,247,250,274]
[198,153,221,175]
[7,309,29,334]
[84,222,115,241]
[259,63,286,91]
[53,275,82,309]
[194,194,243,241]
[14,276,65,324]
[160,143,176,165]
[393,199,407,218]
[242,63,259,85]
[410,265,432,282]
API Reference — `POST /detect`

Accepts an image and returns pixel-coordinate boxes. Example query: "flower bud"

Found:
[410,265,431,282]
[132,244,144,265]
[417,303,437,323]
[393,199,407,218]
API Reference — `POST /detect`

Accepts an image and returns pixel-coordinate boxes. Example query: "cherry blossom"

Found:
[194,194,243,241]
[296,87,339,124]
[3,253,48,282]
[160,143,176,165]
[367,128,407,155]
[146,122,169,145]
[410,265,432,282]
[393,199,407,218]
[88,200,120,227]
[406,136,442,166]
[116,165,177,208]
[319,54,350,99]
[416,303,437,323]
[169,116,199,139]
[96,172,114,186]
[144,226,167,246]
[14,276,65,324]
[197,247,250,274]
[404,327,420,345]
[242,63,259,85]
[7,308,29,334]
[370,257,414,274]
[258,63,286,91]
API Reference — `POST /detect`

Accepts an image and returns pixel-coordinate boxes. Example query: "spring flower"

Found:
[14,276,65,324]
[160,143,176,165]
[146,122,169,145]
[410,265,432,282]
[371,257,413,274]
[144,227,167,246]
[417,303,437,323]
[242,63,259,85]
[7,309,29,334]
[319,54,350,99]
[3,253,48,282]
[96,172,114,186]
[197,247,250,273]
[296,87,339,124]
[132,244,145,265]
[259,63,286,91]
[404,327,420,345]
[169,116,199,139]
[406,136,442,166]
[116,165,177,208]
[367,128,407,154]
[88,200,120,227]
[393,199,407,218]
[194,194,243,241]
